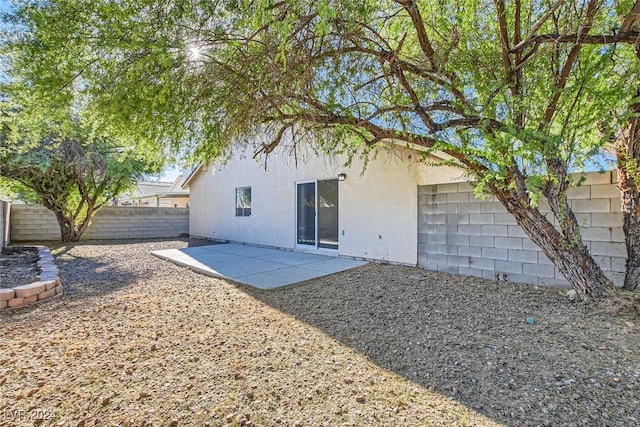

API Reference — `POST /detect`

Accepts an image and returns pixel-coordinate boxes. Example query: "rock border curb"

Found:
[1,245,63,311]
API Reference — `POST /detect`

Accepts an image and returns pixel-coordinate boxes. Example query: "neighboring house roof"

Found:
[168,175,190,193]
[119,175,190,206]
[134,181,174,197]
[182,164,203,189]
[134,176,189,197]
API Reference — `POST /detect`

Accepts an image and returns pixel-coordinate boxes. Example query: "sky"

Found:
[1,0,182,182]
[157,166,182,182]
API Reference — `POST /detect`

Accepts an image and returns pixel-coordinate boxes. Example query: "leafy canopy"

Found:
[3,0,638,195]
[0,114,161,209]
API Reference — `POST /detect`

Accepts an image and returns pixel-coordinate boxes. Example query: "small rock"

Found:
[566,290,577,302]
[355,395,366,403]
[101,397,111,406]
[168,420,179,427]
[37,380,45,387]
[344,378,354,384]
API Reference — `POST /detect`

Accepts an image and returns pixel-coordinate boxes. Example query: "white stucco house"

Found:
[182,142,462,265]
[181,138,627,287]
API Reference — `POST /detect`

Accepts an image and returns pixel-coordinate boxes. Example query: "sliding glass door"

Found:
[296,182,316,246]
[296,179,339,250]
[317,179,338,249]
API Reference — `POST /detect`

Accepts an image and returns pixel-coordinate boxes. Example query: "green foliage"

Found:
[0,112,162,240]
[5,0,638,295]
[2,0,638,200]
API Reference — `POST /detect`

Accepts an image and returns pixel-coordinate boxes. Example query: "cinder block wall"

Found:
[9,205,189,242]
[418,171,626,287]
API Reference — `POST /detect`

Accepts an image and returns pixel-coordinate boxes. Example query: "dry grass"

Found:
[0,239,638,427]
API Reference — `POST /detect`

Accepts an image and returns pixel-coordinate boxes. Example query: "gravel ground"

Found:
[0,248,39,289]
[0,238,639,427]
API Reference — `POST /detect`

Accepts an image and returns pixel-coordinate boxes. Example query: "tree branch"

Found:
[621,1,640,33]
[493,0,514,91]
[394,0,436,68]
[540,0,600,128]
[510,32,640,53]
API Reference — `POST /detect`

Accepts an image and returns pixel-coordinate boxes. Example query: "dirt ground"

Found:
[0,238,639,427]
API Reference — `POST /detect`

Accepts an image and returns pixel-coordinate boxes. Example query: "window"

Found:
[235,186,251,216]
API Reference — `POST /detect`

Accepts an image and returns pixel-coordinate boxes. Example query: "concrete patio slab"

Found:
[210,245,284,257]
[255,251,331,266]
[152,243,367,289]
[237,267,328,290]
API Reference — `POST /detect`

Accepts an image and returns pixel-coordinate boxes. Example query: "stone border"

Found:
[0,245,63,310]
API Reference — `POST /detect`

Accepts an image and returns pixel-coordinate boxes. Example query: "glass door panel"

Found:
[317,179,338,249]
[296,182,316,246]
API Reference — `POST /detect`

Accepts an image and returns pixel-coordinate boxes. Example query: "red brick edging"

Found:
[1,246,63,310]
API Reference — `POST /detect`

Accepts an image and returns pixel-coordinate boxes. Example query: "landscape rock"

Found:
[0,238,637,427]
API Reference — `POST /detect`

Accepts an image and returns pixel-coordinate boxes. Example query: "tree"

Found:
[0,127,160,242]
[616,67,640,291]
[506,1,640,291]
[612,5,640,290]
[4,0,639,301]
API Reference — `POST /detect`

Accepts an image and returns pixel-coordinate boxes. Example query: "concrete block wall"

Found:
[9,205,189,242]
[418,171,626,287]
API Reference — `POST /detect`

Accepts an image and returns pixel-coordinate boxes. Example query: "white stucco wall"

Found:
[189,145,418,264]
[416,162,467,185]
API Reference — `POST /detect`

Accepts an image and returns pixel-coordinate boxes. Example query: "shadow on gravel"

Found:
[3,238,211,308]
[241,263,640,427]
[52,254,138,301]
[52,238,220,300]
[2,238,218,311]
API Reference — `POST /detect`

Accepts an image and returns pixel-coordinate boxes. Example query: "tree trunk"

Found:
[622,196,640,291]
[494,189,614,302]
[615,87,640,291]
[53,211,82,242]
[40,198,97,242]
[60,225,83,242]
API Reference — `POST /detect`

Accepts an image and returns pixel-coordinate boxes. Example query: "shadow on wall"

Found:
[240,263,640,427]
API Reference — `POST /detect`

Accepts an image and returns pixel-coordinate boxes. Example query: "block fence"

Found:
[9,205,189,242]
[418,171,626,287]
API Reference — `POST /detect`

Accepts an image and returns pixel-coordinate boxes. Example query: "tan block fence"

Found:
[418,171,626,287]
[7,205,189,242]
